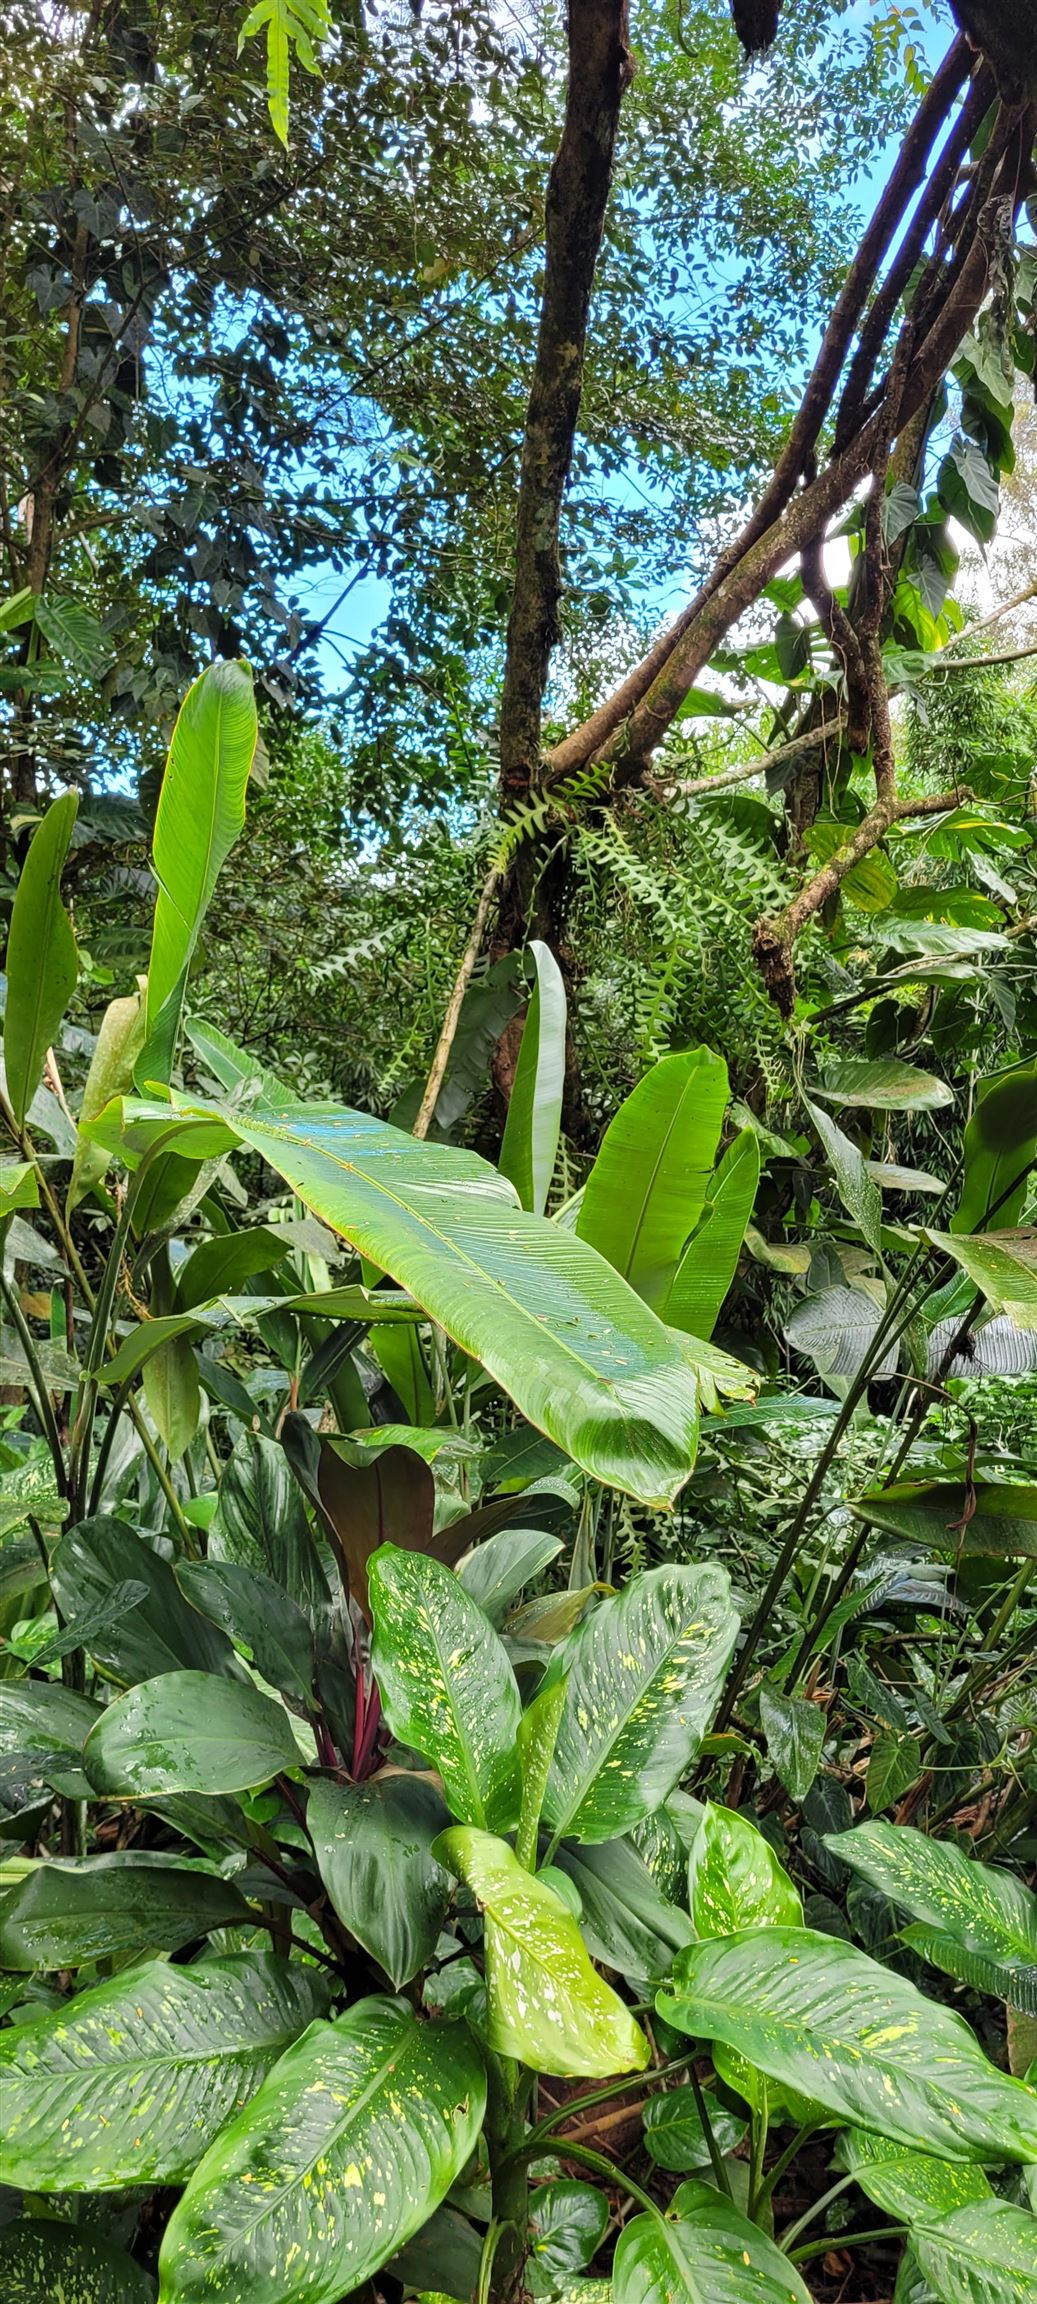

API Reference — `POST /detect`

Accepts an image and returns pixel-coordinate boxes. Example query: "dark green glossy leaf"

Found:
[613,2179,813,2304]
[369,1545,522,1830]
[213,1430,329,1612]
[307,1772,452,1987]
[0,1850,250,1968]
[759,1685,825,1801]
[50,1517,237,1685]
[642,2087,747,2172]
[0,2220,155,2303]
[177,1557,316,1703]
[867,1727,923,1812]
[83,1670,302,1796]
[0,1678,102,1759]
[953,1060,1037,1234]
[556,1834,693,1990]
[529,2182,608,2291]
[852,1481,1037,1560]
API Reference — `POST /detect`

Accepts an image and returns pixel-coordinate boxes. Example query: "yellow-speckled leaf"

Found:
[827,1822,1037,2013]
[834,2128,992,2223]
[0,2219,155,2303]
[369,1546,521,1831]
[158,1998,485,2304]
[435,1826,650,2079]
[657,1929,1037,2164]
[613,2179,813,2304]
[688,1803,802,1938]
[912,2199,1037,2304]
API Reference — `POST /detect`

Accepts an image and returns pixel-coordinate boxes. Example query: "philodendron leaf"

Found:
[369,1545,521,1831]
[834,2128,992,2222]
[657,1929,1037,2163]
[0,1852,250,1969]
[642,2088,747,2172]
[435,1826,650,2079]
[613,2179,814,2304]
[688,1803,803,1938]
[307,1773,452,1988]
[3,788,78,1127]
[158,1998,486,2304]
[541,1564,738,1845]
[83,1670,302,1797]
[0,2219,156,2303]
[0,1952,328,2189]
[912,2200,1037,2304]
[826,1822,1037,2011]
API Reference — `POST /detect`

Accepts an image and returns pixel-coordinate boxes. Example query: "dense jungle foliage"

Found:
[1,4,1036,2303]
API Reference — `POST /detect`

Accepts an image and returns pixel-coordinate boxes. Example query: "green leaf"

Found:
[34,595,113,672]
[759,1684,825,1801]
[3,789,78,1127]
[142,1325,201,1460]
[0,1158,40,1216]
[0,1951,328,2189]
[834,2127,992,2222]
[187,1091,703,1507]
[177,1558,316,1703]
[556,1835,693,1991]
[306,1772,452,1988]
[369,1544,522,1830]
[927,1231,1037,1328]
[613,2180,813,2304]
[541,1564,738,1846]
[435,1826,650,2078]
[456,1526,564,1625]
[826,1822,1037,2005]
[815,1059,954,1113]
[0,2220,155,2304]
[577,1049,730,1311]
[852,1481,1037,1560]
[313,1431,441,1618]
[642,2088,747,2172]
[658,1928,1037,2162]
[238,0,329,146]
[213,1430,329,1612]
[51,1517,237,1684]
[912,2200,1037,2304]
[96,1313,213,1386]
[953,1061,1037,1234]
[662,1129,760,1341]
[0,1677,101,1759]
[807,1100,883,1260]
[899,1928,1037,2015]
[688,1802,803,1938]
[0,1851,250,1968]
[83,1670,302,1796]
[138,660,257,1088]
[499,939,567,1216]
[175,1225,293,1306]
[158,1997,485,2304]
[529,2183,609,2291]
[867,1726,922,1811]
[68,991,147,1212]
[517,1673,569,1868]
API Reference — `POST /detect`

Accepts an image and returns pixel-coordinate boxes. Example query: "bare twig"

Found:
[413,863,502,1140]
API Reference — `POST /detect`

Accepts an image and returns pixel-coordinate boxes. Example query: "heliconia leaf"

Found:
[540,1564,738,1846]
[3,789,78,1127]
[68,989,147,1212]
[851,1480,1037,1560]
[0,1851,250,1969]
[953,1057,1037,1234]
[0,2219,155,2303]
[306,1773,452,1988]
[613,2179,814,2304]
[142,1326,202,1460]
[174,1224,293,1307]
[576,1049,730,1311]
[137,660,257,1089]
[158,1998,485,2304]
[499,938,567,1216]
[911,2199,1037,2304]
[826,1823,1037,2006]
[435,1826,650,2079]
[688,1802,803,1938]
[657,1928,1037,2163]
[0,1158,39,1215]
[83,1670,302,1797]
[834,2127,993,2223]
[662,1129,760,1339]
[815,1059,954,1113]
[368,1545,522,1831]
[185,1091,704,1507]
[0,1952,328,2189]
[899,1928,1037,2016]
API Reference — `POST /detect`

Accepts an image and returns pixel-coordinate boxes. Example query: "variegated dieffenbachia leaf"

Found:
[435,1826,650,2079]
[688,1802,802,1939]
[369,1546,521,1831]
[833,2127,993,2222]
[827,1822,1037,2014]
[613,2180,813,2304]
[911,2199,1037,2304]
[540,1565,738,1846]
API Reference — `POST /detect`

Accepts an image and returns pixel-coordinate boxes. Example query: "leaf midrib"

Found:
[553,1587,724,1834]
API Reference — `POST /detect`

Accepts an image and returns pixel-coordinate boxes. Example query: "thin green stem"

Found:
[754,2122,817,2211]
[529,2137,658,2219]
[688,2065,734,2201]
[476,2219,502,2304]
[521,2056,692,2151]
[747,2100,769,2222]
[0,1264,68,1493]
[781,2169,856,2249]
[790,2223,904,2266]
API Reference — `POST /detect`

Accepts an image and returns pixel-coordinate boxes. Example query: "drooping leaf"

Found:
[658,1928,1037,2162]
[499,939,567,1217]
[642,2088,747,2171]
[807,1100,883,1260]
[0,1158,39,1215]
[0,1951,328,2189]
[238,0,330,146]
[953,1060,1037,1234]
[436,1825,650,2078]
[613,2179,814,2304]
[0,1851,250,1968]
[51,1517,238,1685]
[688,1802,803,1938]
[827,1822,1037,2010]
[912,2200,1037,2304]
[0,2219,155,2304]
[815,1059,953,1113]
[142,1326,201,1460]
[177,1558,316,1704]
[68,989,147,1212]
[456,1526,565,1625]
[785,1285,899,1388]
[83,1670,302,1797]
[576,1049,730,1311]
[158,1997,485,2304]
[662,1130,761,1340]
[759,1685,825,1801]
[834,2127,992,2223]
[556,1833,693,1991]
[137,660,257,1089]
[369,1544,522,1830]
[175,1225,293,1307]
[3,789,78,1127]
[852,1480,1037,1560]
[306,1773,452,1988]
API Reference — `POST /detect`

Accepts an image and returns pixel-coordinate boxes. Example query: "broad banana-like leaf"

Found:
[658,1928,1037,2163]
[3,788,78,1127]
[688,1802,802,1938]
[158,1998,485,2304]
[576,1048,729,1310]
[928,1229,1037,1327]
[827,1821,1037,2014]
[613,2180,813,2304]
[68,988,146,1212]
[0,1851,250,1969]
[142,1326,201,1460]
[0,1952,327,2189]
[912,2199,1037,2304]
[435,1826,650,2078]
[541,1564,738,1845]
[662,1129,761,1338]
[137,660,257,1087]
[0,2219,155,2303]
[953,1059,1037,1234]
[499,938,567,1216]
[834,2128,992,2222]
[84,1670,302,1796]
[188,1093,705,1507]
[369,1545,521,1830]
[852,1480,1037,1560]
[307,1773,452,1988]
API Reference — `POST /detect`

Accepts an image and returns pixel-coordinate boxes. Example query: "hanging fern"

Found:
[239,0,329,144]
